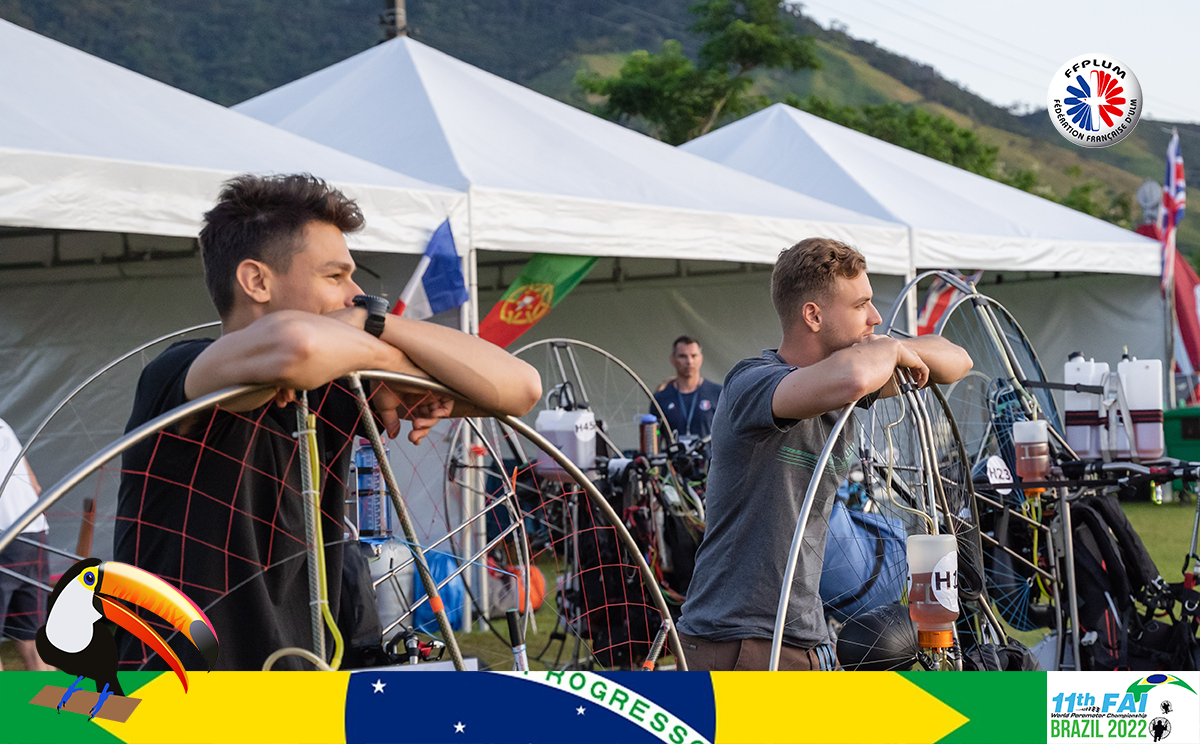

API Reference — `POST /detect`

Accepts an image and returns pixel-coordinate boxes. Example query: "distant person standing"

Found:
[0,416,53,671]
[652,336,722,443]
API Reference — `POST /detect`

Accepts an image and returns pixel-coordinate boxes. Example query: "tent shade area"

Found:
[234,36,910,273]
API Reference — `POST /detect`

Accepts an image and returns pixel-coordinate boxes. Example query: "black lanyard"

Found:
[676,383,700,435]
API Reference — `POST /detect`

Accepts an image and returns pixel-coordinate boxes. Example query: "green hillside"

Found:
[2,0,1195,256]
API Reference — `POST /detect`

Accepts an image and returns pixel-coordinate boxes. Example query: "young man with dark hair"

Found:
[652,336,722,442]
[115,174,541,671]
[676,237,971,671]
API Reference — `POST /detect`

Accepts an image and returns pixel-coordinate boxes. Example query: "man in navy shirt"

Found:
[652,336,722,442]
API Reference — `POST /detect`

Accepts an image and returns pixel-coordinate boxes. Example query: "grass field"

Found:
[4,499,1196,672]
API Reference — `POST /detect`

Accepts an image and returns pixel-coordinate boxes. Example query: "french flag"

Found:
[391,219,469,320]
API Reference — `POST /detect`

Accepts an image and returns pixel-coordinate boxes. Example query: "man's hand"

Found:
[370,383,456,445]
[402,391,455,445]
[895,339,931,388]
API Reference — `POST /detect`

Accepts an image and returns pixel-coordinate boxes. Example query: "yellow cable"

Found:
[305,412,344,670]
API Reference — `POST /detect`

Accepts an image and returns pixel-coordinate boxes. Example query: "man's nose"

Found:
[346,280,365,304]
[868,303,882,326]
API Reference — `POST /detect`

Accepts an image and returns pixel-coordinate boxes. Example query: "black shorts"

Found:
[0,532,49,642]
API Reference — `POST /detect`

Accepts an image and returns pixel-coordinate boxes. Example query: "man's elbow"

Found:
[508,364,543,416]
[941,347,973,384]
[847,366,880,404]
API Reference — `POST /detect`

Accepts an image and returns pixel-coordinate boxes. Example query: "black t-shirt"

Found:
[115,339,361,671]
[652,379,723,439]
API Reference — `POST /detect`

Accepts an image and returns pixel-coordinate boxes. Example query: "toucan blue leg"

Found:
[89,683,114,720]
[57,676,85,713]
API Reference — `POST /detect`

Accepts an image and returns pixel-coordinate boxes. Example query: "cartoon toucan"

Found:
[36,558,219,719]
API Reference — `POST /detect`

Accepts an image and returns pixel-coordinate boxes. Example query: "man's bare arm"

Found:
[374,314,542,417]
[903,335,973,384]
[772,336,929,420]
[877,335,972,397]
[184,311,423,411]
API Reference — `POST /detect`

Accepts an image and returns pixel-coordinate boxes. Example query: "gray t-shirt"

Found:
[677,349,866,648]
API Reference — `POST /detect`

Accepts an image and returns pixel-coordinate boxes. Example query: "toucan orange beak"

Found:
[95,562,219,691]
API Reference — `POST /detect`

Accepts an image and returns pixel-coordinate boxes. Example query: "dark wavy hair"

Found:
[198,173,364,317]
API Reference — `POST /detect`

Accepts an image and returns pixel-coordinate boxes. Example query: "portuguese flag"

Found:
[479,254,597,347]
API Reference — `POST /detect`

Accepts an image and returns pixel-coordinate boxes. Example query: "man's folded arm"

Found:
[772,336,926,420]
[183,310,421,410]
[376,314,542,417]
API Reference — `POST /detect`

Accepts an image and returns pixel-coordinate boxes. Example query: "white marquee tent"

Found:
[233,36,908,276]
[682,103,1167,375]
[0,19,463,250]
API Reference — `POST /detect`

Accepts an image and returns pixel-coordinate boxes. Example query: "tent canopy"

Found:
[234,37,909,273]
[682,103,1160,276]
[0,20,461,253]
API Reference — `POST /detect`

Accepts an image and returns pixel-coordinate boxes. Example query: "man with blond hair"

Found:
[676,237,972,671]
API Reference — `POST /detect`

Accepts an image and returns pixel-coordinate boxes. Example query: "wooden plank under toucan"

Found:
[28,685,141,723]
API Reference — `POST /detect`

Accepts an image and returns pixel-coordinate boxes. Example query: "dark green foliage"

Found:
[0,0,384,106]
[690,0,819,75]
[576,0,819,144]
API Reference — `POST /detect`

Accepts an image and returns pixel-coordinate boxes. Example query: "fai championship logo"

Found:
[498,283,554,327]
[1047,53,1142,148]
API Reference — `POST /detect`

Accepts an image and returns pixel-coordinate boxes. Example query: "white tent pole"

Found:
[457,190,475,634]
[906,227,918,334]
[461,186,489,630]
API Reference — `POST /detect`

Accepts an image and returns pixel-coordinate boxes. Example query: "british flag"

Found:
[915,269,984,335]
[1160,129,1186,292]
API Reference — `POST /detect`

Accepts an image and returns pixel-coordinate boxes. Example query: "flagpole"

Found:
[1168,259,1178,409]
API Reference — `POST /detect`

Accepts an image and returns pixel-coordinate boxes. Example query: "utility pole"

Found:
[381,0,407,40]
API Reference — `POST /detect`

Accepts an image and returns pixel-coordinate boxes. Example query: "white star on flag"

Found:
[454,722,466,734]
[372,679,386,694]
[576,705,586,715]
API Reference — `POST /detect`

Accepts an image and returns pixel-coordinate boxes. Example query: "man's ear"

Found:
[801,301,822,333]
[235,259,273,305]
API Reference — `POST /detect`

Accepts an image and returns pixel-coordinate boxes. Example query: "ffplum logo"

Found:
[1047,53,1142,148]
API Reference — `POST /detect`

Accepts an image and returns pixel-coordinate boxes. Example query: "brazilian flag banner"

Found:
[478,254,597,347]
[1,670,1196,743]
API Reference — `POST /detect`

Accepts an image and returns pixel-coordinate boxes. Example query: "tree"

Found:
[576,0,820,145]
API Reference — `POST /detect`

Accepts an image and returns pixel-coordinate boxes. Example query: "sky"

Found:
[795,0,1200,125]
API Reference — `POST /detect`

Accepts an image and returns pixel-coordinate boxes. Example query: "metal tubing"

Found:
[1059,490,1082,670]
[295,394,326,662]
[346,373,466,671]
[3,368,684,671]
[770,402,858,671]
[385,519,522,634]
